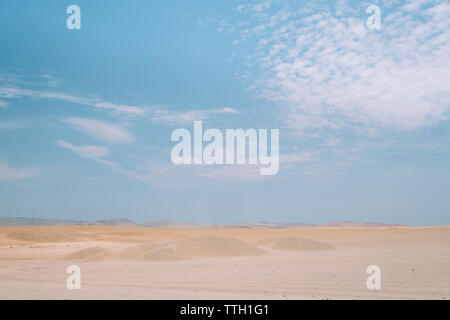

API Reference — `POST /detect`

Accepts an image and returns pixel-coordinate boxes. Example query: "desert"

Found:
[0,225,449,299]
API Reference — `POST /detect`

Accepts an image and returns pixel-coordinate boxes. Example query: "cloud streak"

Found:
[63,118,135,144]
[230,0,450,134]
[57,140,110,159]
[0,74,240,124]
[149,107,239,125]
[0,163,40,181]
[0,85,145,117]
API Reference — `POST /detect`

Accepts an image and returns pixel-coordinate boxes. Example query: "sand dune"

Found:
[159,236,265,260]
[63,246,109,261]
[5,227,84,242]
[0,226,449,299]
[62,236,265,262]
[257,236,334,251]
[101,236,265,261]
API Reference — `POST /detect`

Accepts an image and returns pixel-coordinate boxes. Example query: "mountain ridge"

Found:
[0,217,406,228]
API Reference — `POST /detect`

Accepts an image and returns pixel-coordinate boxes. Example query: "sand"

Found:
[0,226,449,299]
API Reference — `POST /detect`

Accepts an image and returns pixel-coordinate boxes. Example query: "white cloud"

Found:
[232,0,450,134]
[57,140,110,159]
[0,163,40,181]
[32,91,145,117]
[252,1,271,13]
[93,101,145,116]
[0,86,33,99]
[0,83,145,117]
[150,107,239,125]
[0,77,240,124]
[41,74,60,87]
[63,118,135,144]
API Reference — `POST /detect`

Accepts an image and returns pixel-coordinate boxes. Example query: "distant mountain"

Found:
[225,222,312,228]
[316,221,405,228]
[88,218,136,226]
[141,221,218,228]
[0,217,405,228]
[0,217,136,227]
[141,220,403,228]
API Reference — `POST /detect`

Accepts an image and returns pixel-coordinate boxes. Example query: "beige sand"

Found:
[0,226,449,299]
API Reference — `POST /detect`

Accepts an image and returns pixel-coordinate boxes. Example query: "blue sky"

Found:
[0,0,449,225]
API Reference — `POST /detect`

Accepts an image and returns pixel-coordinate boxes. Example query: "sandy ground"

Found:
[0,226,449,299]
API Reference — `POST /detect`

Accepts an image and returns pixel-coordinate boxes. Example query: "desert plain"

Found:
[0,225,449,299]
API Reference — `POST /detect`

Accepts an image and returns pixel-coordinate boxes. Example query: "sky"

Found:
[0,0,449,225]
